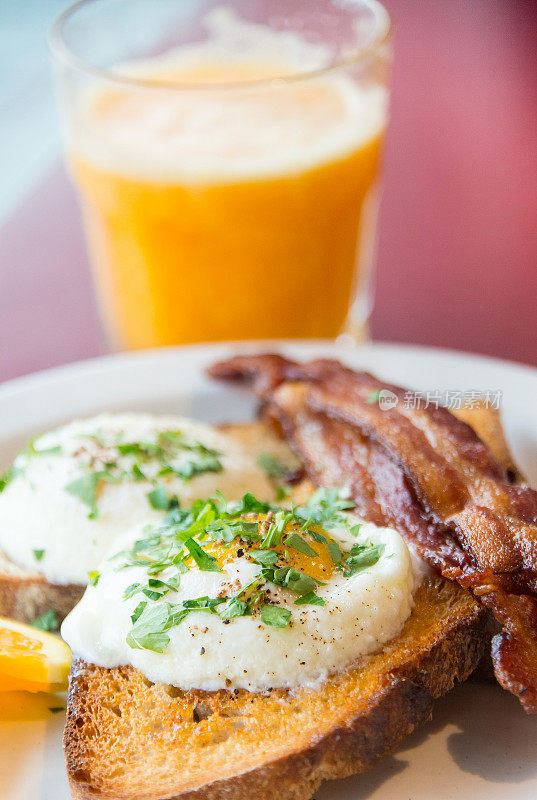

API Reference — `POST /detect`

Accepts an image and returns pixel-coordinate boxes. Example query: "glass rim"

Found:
[49,0,391,92]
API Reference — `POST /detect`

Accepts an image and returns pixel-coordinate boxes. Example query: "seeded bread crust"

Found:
[65,578,486,800]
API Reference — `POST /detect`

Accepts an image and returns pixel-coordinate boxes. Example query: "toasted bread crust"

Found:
[65,578,486,800]
[172,679,433,800]
[451,403,521,481]
[0,551,83,623]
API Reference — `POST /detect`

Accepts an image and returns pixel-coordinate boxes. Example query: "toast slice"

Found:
[0,551,83,624]
[0,421,299,625]
[65,577,485,800]
[64,401,511,798]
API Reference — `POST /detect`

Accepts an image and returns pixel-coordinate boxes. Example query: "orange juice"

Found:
[68,50,386,348]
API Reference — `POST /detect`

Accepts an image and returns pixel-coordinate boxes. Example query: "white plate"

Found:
[1,340,536,800]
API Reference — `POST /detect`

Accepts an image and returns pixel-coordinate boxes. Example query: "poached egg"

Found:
[0,413,293,586]
[62,490,420,691]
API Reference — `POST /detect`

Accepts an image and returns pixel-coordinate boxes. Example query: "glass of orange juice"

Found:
[50,0,391,349]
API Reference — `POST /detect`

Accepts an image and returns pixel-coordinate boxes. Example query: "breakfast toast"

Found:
[65,577,485,800]
[63,400,516,800]
[0,551,83,624]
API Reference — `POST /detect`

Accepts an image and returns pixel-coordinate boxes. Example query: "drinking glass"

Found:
[50,0,391,349]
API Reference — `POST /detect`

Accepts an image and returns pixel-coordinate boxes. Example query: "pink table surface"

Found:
[1,0,536,383]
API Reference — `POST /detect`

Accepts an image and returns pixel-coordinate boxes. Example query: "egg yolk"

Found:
[275,526,336,582]
[192,516,337,581]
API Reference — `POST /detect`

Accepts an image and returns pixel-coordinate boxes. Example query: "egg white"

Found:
[62,517,419,691]
[0,413,286,586]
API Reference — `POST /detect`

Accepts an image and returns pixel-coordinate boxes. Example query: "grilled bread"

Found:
[63,403,513,800]
[65,577,485,800]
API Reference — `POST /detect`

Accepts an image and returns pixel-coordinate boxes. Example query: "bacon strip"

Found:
[209,354,537,713]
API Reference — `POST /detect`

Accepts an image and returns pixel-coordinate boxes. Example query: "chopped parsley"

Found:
[228,492,271,515]
[184,538,221,572]
[32,549,45,562]
[260,605,291,628]
[65,471,114,519]
[88,570,100,586]
[126,602,174,653]
[284,532,317,558]
[367,389,381,404]
[147,486,170,510]
[109,488,385,653]
[343,543,385,577]
[249,549,279,567]
[31,609,59,632]
[257,453,292,500]
[217,597,248,619]
[64,429,222,518]
[0,439,61,493]
[0,466,18,493]
[294,591,325,606]
[326,539,343,565]
[293,487,355,529]
[257,453,287,478]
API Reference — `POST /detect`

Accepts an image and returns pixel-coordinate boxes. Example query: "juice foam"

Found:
[67,10,387,348]
[71,9,387,183]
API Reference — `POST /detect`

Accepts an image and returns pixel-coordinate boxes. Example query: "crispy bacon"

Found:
[209,354,537,713]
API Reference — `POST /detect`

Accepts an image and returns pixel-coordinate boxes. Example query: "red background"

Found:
[0,0,536,381]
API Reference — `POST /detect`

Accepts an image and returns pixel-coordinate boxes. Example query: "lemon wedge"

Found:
[0,616,71,693]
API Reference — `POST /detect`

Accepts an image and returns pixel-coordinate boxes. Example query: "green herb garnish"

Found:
[0,439,61,493]
[147,486,169,510]
[284,532,317,558]
[217,597,249,620]
[257,453,292,499]
[184,538,221,572]
[294,487,354,529]
[30,609,58,632]
[115,489,372,653]
[88,570,100,586]
[64,429,222,519]
[264,567,318,596]
[33,549,45,562]
[257,453,287,478]
[65,471,118,519]
[294,591,325,606]
[308,529,328,544]
[126,602,172,653]
[250,549,279,567]
[260,605,291,628]
[326,539,343,565]
[343,544,385,577]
